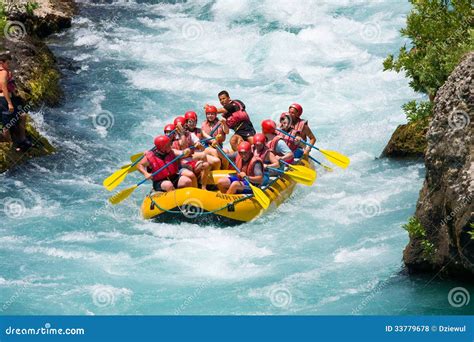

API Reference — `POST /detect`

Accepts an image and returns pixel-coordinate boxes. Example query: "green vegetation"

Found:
[27,48,61,106]
[469,223,474,240]
[384,0,474,123]
[403,216,437,262]
[0,2,7,36]
[403,216,426,239]
[402,100,433,126]
[24,2,39,16]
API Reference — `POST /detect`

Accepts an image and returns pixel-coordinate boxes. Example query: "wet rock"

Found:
[403,52,474,278]
[381,122,427,158]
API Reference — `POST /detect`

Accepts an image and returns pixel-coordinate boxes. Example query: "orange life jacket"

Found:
[235,154,263,177]
[201,120,226,143]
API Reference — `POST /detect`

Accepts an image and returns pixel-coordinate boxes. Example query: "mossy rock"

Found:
[0,117,55,173]
[381,122,428,158]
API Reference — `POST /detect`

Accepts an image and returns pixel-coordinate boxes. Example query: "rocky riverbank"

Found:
[398,52,473,278]
[0,0,76,173]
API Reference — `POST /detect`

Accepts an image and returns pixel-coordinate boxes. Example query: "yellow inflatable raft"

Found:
[141,159,313,224]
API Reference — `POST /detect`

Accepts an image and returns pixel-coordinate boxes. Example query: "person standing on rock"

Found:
[0,53,31,151]
[207,90,256,151]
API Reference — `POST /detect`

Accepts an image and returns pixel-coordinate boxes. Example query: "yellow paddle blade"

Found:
[103,168,129,191]
[285,169,316,186]
[286,164,316,179]
[130,152,144,163]
[319,149,350,169]
[249,184,270,209]
[109,185,138,205]
[323,165,334,172]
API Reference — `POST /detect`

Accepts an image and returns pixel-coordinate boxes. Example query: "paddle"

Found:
[267,167,315,186]
[213,145,270,209]
[279,159,317,179]
[276,128,350,169]
[109,152,185,205]
[308,155,333,172]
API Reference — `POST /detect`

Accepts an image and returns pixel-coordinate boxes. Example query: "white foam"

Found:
[334,246,387,263]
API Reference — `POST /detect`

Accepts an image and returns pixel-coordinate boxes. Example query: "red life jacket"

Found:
[201,120,226,142]
[235,154,263,177]
[267,135,294,163]
[0,67,16,94]
[225,100,250,129]
[253,145,271,164]
[145,151,179,181]
[291,119,308,141]
[278,130,299,151]
[172,132,194,150]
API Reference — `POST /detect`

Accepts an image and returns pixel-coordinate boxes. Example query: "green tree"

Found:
[384,0,473,121]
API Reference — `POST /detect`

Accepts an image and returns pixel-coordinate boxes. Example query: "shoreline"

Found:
[0,0,77,173]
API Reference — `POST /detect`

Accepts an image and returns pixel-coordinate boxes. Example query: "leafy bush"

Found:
[384,0,473,97]
[0,3,7,36]
[384,0,473,123]
[402,100,433,125]
[403,216,426,238]
[24,2,39,16]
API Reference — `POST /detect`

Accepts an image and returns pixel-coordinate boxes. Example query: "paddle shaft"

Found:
[276,128,347,166]
[276,128,319,152]
[214,145,252,184]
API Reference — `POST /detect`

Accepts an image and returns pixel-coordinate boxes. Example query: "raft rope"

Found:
[147,191,255,215]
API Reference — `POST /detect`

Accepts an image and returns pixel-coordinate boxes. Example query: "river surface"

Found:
[1,0,472,315]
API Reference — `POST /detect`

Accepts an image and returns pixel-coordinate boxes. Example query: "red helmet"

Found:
[289,103,303,117]
[261,119,276,134]
[237,141,252,153]
[205,105,218,114]
[174,116,186,126]
[184,111,198,122]
[154,135,171,152]
[253,133,266,145]
[280,112,291,121]
[164,124,176,133]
